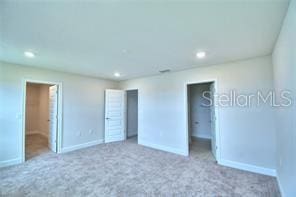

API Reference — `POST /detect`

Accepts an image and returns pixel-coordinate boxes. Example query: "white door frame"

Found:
[21,79,63,162]
[124,89,139,141]
[184,79,221,162]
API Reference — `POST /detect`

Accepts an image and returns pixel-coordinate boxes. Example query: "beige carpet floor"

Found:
[0,134,280,196]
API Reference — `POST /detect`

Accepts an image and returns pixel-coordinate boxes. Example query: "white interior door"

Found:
[105,89,125,143]
[49,85,58,152]
[210,83,217,159]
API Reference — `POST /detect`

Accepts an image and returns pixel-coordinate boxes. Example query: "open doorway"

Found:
[126,90,138,143]
[187,81,218,161]
[23,80,62,161]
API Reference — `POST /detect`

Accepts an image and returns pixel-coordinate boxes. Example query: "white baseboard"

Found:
[26,130,40,135]
[127,131,138,137]
[26,130,48,138]
[39,131,48,138]
[127,134,138,138]
[0,157,22,168]
[61,139,104,153]
[139,139,188,156]
[192,133,211,139]
[219,159,276,177]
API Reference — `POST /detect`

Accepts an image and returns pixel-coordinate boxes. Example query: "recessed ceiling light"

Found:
[196,51,206,59]
[24,51,35,58]
[114,72,120,77]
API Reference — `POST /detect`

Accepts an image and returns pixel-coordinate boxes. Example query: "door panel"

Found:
[105,89,125,143]
[210,83,217,159]
[49,85,58,152]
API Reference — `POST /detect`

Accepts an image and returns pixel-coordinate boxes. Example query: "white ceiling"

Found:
[0,0,289,80]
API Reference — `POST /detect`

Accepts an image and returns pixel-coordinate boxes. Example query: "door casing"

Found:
[185,79,221,162]
[22,79,63,162]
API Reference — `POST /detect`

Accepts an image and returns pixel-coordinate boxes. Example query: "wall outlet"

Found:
[279,157,283,167]
[89,129,93,134]
[76,131,81,137]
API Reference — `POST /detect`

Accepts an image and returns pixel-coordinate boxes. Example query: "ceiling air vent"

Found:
[159,69,171,74]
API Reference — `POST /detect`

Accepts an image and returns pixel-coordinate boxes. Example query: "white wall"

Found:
[127,90,138,137]
[0,61,118,166]
[25,83,40,135]
[120,56,276,174]
[188,83,211,139]
[272,0,296,196]
[0,56,278,176]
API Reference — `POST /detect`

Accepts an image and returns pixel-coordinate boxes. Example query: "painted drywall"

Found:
[188,83,211,139]
[1,1,289,80]
[272,0,296,196]
[120,56,276,173]
[127,90,138,137]
[0,61,118,166]
[25,83,40,135]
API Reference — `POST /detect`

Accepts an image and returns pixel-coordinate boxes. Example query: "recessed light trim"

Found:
[196,51,206,59]
[24,51,35,58]
[114,72,121,77]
